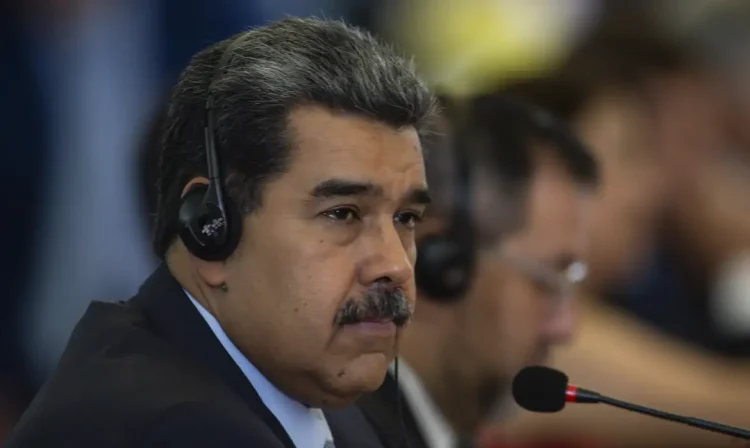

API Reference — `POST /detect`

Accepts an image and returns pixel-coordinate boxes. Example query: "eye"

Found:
[394,211,423,230]
[322,207,360,223]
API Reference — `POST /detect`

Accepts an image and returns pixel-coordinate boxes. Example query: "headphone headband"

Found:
[177,34,248,261]
[204,33,250,184]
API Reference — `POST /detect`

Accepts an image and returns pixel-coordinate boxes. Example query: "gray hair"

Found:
[154,17,437,257]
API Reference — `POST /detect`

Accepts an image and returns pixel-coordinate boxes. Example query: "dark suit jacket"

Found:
[7,264,384,448]
[358,372,429,448]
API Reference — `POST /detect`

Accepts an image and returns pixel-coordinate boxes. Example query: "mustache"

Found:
[334,283,412,327]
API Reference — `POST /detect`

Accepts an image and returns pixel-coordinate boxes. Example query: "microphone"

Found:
[512,366,750,440]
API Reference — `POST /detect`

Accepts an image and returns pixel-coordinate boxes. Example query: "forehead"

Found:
[471,164,527,242]
[284,105,426,190]
[513,150,590,257]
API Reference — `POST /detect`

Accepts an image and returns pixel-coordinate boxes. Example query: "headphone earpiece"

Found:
[415,233,475,301]
[178,184,242,261]
[415,107,477,303]
[175,36,252,262]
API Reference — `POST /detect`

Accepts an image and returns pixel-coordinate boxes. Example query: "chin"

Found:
[322,353,391,408]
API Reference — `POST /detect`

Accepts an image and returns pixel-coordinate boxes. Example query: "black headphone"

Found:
[177,37,245,261]
[414,120,477,302]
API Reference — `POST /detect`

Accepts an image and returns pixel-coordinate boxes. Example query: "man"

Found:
[486,14,750,447]
[7,17,436,447]
[358,94,598,448]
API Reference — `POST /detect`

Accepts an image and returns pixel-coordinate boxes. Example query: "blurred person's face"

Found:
[445,149,591,414]
[650,74,730,195]
[197,105,429,408]
[574,92,664,290]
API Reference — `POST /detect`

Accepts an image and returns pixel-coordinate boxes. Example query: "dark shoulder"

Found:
[357,373,399,430]
[8,400,280,448]
[8,302,255,446]
[357,374,425,448]
[51,300,234,405]
[356,378,404,448]
[143,402,283,447]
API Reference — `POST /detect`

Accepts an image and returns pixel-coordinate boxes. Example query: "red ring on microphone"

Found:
[565,385,578,403]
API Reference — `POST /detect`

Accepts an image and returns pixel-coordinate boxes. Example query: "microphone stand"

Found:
[599,395,750,440]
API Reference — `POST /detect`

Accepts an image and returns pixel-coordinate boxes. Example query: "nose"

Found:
[544,298,577,345]
[357,221,414,288]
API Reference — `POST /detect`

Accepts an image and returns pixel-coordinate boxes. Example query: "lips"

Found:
[343,320,398,337]
[357,317,393,324]
[356,311,392,324]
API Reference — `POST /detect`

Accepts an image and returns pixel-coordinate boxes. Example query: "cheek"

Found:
[588,185,655,285]
[404,243,418,308]
[463,270,522,362]
[589,187,634,246]
[490,276,548,369]
[593,168,630,222]
[251,220,356,296]
[459,275,540,384]
[224,221,359,359]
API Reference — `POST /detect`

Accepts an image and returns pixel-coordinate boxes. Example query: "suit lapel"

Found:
[357,373,429,448]
[325,405,386,448]
[129,264,295,448]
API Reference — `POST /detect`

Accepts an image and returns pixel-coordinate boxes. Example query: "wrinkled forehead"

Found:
[283,106,428,195]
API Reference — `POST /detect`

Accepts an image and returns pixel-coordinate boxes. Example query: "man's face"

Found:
[454,150,591,409]
[575,92,663,289]
[214,105,429,407]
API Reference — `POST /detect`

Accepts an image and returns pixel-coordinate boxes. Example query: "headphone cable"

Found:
[393,357,412,448]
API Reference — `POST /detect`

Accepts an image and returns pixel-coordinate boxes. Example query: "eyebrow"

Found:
[309,178,431,205]
[310,179,380,198]
[407,188,432,206]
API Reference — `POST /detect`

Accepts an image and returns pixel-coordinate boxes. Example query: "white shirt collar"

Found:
[391,361,456,448]
[185,290,333,448]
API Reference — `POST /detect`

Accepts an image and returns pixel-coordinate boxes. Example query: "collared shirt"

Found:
[391,361,457,448]
[186,291,333,448]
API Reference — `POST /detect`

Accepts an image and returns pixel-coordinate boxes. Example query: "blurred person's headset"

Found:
[415,95,580,303]
[415,98,477,302]
[178,36,245,261]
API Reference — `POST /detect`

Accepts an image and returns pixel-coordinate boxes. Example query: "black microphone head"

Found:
[512,366,569,413]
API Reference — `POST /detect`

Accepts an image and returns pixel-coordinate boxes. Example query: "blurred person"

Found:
[590,8,750,356]
[358,94,599,448]
[671,0,750,347]
[7,17,436,448]
[577,1,750,360]
[486,13,750,448]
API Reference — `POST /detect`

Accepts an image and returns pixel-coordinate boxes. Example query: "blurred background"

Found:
[2,0,750,446]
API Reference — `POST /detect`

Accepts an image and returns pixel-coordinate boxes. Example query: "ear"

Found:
[181,176,226,289]
[197,261,227,291]
[181,176,210,198]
